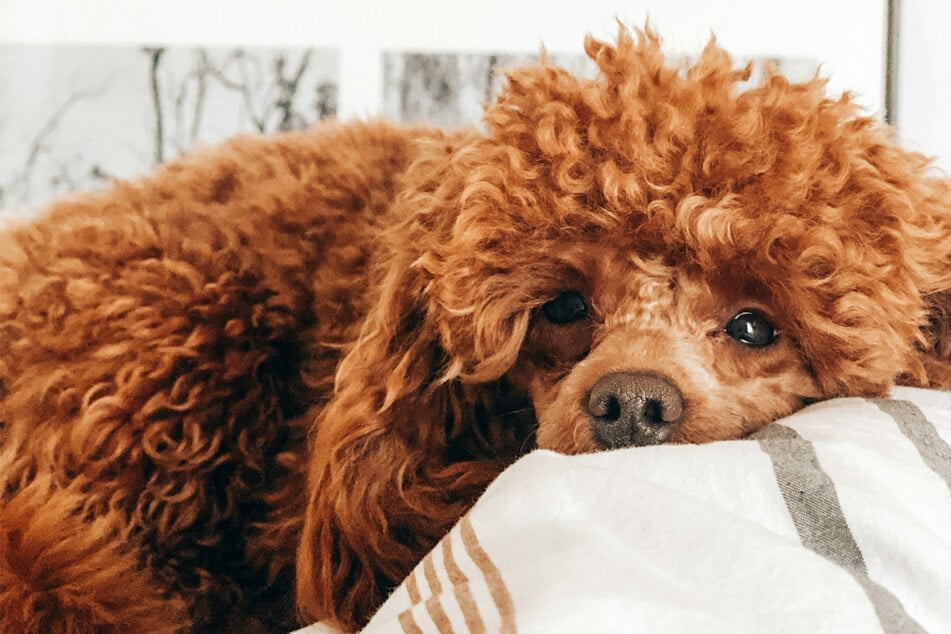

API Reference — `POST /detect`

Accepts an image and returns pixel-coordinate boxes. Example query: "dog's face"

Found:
[414,30,939,454]
[509,252,821,451]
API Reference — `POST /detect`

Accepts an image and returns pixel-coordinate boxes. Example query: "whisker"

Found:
[499,407,534,418]
[517,428,538,454]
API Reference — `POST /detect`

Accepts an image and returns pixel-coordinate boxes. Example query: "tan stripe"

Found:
[442,531,486,634]
[398,609,424,634]
[422,551,453,633]
[460,516,516,633]
[405,566,422,605]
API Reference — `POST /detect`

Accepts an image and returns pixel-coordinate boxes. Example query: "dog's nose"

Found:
[587,372,684,448]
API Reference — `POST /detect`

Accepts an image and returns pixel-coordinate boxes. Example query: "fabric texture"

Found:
[297,387,951,633]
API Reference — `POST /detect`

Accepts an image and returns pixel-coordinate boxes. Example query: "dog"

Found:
[1,26,949,633]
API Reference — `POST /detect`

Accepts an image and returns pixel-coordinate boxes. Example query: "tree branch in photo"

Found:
[170,65,190,155]
[167,49,214,156]
[273,50,312,131]
[234,51,267,132]
[206,50,267,132]
[143,47,167,164]
[315,82,337,120]
[190,49,210,143]
[485,54,499,104]
[3,83,108,207]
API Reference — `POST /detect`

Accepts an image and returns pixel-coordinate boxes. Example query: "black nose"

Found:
[587,372,684,448]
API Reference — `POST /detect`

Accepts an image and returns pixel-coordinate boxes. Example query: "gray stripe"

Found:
[755,424,925,633]
[873,399,951,494]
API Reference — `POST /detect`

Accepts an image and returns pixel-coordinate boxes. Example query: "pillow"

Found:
[300,387,951,633]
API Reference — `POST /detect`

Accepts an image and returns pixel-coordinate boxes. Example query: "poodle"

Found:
[1,26,949,633]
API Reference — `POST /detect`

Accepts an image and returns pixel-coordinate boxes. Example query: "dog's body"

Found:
[1,29,950,633]
[0,121,466,631]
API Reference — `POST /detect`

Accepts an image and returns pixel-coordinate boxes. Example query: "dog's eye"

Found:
[541,291,589,324]
[724,310,778,347]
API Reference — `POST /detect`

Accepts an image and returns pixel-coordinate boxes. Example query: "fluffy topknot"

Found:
[423,25,951,394]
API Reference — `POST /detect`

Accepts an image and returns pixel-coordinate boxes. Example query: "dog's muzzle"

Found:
[587,372,684,448]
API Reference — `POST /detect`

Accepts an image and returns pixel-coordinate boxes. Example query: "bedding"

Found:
[297,387,951,633]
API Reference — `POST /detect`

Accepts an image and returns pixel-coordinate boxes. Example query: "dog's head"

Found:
[401,27,951,453]
[299,26,951,629]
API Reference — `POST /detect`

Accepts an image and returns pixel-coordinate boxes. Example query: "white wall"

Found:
[0,0,889,119]
[895,0,951,173]
[3,0,946,171]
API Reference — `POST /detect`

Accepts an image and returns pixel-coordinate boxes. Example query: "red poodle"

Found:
[1,27,949,633]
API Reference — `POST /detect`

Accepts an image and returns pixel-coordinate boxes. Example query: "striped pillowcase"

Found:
[302,387,951,634]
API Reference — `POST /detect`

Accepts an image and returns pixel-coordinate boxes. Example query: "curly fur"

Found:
[1,26,949,632]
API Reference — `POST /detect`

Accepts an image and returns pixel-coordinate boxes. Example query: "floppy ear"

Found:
[923,289,951,385]
[855,135,951,387]
[913,177,951,385]
[294,228,532,629]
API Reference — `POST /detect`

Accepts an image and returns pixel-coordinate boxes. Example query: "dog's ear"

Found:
[849,140,951,388]
[923,288,951,384]
[784,128,951,393]
[910,177,951,385]
[295,193,532,629]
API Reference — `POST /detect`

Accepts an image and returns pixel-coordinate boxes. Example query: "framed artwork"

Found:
[0,0,899,214]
